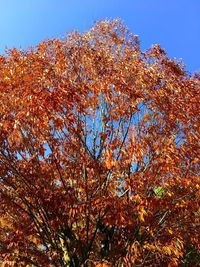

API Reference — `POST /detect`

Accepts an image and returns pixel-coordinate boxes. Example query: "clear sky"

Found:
[0,0,199,72]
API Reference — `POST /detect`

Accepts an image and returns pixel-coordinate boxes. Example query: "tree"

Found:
[0,19,199,266]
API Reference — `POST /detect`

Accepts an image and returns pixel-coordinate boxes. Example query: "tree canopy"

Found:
[0,19,199,266]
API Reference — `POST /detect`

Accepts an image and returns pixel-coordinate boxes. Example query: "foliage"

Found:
[153,187,165,198]
[181,245,200,266]
[0,19,199,266]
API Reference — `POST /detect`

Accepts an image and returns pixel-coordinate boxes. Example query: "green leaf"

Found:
[153,187,164,198]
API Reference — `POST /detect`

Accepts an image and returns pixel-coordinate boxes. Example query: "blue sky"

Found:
[0,0,199,72]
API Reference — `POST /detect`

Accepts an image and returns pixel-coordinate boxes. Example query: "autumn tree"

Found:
[0,20,199,266]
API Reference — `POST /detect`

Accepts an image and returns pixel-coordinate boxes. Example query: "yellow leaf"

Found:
[168,229,173,235]
[163,246,172,255]
[138,206,147,222]
[134,194,142,203]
